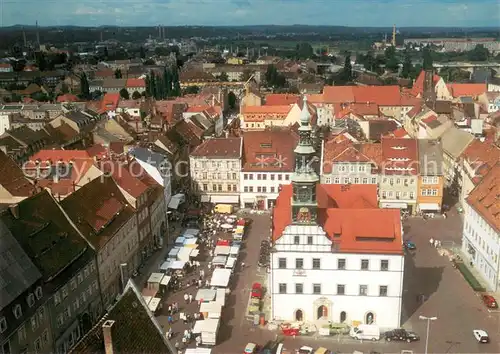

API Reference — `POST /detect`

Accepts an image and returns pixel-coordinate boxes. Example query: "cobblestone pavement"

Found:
[211,211,500,354]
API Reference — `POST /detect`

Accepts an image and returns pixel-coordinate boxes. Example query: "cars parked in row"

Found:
[384,328,420,343]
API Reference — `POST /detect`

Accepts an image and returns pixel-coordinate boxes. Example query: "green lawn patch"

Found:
[456,262,486,292]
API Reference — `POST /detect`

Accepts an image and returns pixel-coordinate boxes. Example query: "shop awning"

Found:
[200,195,210,203]
[381,202,408,209]
[168,197,181,210]
[210,195,239,204]
[419,203,441,211]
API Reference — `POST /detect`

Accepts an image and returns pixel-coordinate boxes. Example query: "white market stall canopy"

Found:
[215,288,226,306]
[168,247,181,259]
[193,318,220,334]
[175,236,186,245]
[212,255,227,266]
[142,295,152,305]
[184,238,198,247]
[168,193,186,209]
[195,288,217,302]
[160,260,187,271]
[199,302,222,318]
[211,195,239,204]
[148,273,164,284]
[185,349,212,354]
[148,297,161,312]
[184,228,200,237]
[214,245,230,256]
[177,247,193,261]
[191,249,200,257]
[229,246,240,256]
[210,268,232,287]
[160,275,171,286]
[225,257,236,269]
[200,195,210,203]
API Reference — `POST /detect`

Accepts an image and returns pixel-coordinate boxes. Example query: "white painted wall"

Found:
[0,114,11,135]
[462,204,500,291]
[239,171,292,209]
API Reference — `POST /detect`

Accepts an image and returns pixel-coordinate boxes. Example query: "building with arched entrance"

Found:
[268,97,405,329]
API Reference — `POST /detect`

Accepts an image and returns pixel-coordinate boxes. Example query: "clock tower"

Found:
[291,96,319,224]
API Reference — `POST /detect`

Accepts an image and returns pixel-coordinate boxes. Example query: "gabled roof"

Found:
[191,137,242,158]
[461,130,500,184]
[323,86,355,103]
[61,176,135,250]
[98,160,149,199]
[441,127,474,159]
[0,150,35,197]
[70,280,174,354]
[466,163,500,233]
[447,83,487,98]
[242,129,298,172]
[101,93,121,112]
[264,94,299,106]
[125,78,145,88]
[381,137,419,175]
[241,105,292,115]
[0,190,88,281]
[411,70,441,97]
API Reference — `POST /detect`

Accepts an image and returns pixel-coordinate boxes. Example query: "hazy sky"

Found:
[1,0,499,27]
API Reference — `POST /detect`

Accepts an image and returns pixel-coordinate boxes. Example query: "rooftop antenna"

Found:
[392,24,396,47]
[22,27,27,47]
[36,20,40,48]
[158,25,161,39]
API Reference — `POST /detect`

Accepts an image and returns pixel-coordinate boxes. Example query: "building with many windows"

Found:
[461,163,500,291]
[190,137,243,205]
[269,98,404,329]
[240,129,297,209]
[417,139,445,213]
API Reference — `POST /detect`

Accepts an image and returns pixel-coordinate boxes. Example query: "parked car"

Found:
[251,282,263,299]
[404,241,416,250]
[473,329,489,343]
[296,346,313,354]
[244,342,258,353]
[482,294,498,309]
[384,329,420,342]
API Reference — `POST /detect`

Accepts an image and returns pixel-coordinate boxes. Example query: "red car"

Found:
[482,294,498,309]
[251,282,263,299]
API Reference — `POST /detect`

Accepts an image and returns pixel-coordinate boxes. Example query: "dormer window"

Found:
[27,294,35,307]
[0,317,6,333]
[13,304,22,319]
[35,286,43,300]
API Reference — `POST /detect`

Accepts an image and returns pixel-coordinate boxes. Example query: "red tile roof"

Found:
[264,94,300,106]
[411,70,441,97]
[381,137,419,175]
[323,85,403,106]
[461,129,500,184]
[0,150,35,197]
[447,83,487,98]
[98,160,148,199]
[272,184,402,254]
[388,127,410,138]
[323,86,355,103]
[242,129,298,172]
[125,78,146,88]
[186,105,212,113]
[322,137,352,174]
[241,105,292,114]
[101,93,120,112]
[466,163,500,232]
[56,94,79,103]
[421,115,438,124]
[191,137,242,158]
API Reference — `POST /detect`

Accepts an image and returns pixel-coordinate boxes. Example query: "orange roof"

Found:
[461,130,500,184]
[381,137,419,175]
[411,70,441,97]
[101,93,120,112]
[322,136,352,173]
[264,94,299,106]
[323,85,403,106]
[305,94,324,104]
[335,102,380,119]
[56,94,79,103]
[421,115,438,124]
[389,127,410,138]
[466,163,500,232]
[186,105,213,113]
[241,105,292,114]
[271,184,402,254]
[323,86,355,103]
[98,160,148,199]
[447,83,487,98]
[125,78,146,88]
[29,150,92,162]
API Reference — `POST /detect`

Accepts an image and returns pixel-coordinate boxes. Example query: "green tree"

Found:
[422,46,433,70]
[114,69,123,79]
[103,47,109,59]
[79,73,90,99]
[340,53,353,83]
[467,44,489,62]
[139,47,146,59]
[384,46,399,72]
[60,83,70,94]
[132,91,142,100]
[31,92,49,102]
[119,88,130,99]
[218,72,229,82]
[35,52,47,71]
[228,92,237,109]
[295,42,314,59]
[163,68,172,97]
[401,51,413,78]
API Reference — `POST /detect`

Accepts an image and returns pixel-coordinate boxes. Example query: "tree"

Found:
[119,88,130,99]
[265,64,286,88]
[171,66,181,96]
[31,92,50,102]
[467,44,489,62]
[139,47,146,59]
[218,72,229,82]
[295,42,314,59]
[422,46,433,70]
[340,53,353,83]
[60,83,70,94]
[35,52,47,71]
[384,46,399,72]
[163,68,172,97]
[103,47,109,59]
[401,51,413,78]
[79,73,90,99]
[132,91,142,100]
[114,69,123,79]
[144,58,156,65]
[228,92,237,109]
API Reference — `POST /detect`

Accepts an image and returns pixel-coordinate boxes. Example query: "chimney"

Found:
[102,320,115,354]
[9,204,19,219]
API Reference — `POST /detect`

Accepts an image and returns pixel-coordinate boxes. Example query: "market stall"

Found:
[193,318,220,346]
[147,273,164,291]
[167,247,181,260]
[160,260,187,272]
[183,238,198,248]
[142,295,152,305]
[214,245,230,256]
[210,268,232,287]
[195,288,217,302]
[177,247,193,262]
[225,257,236,271]
[229,246,240,258]
[199,302,222,319]
[184,228,200,237]
[212,255,227,268]
[175,236,186,247]
[215,288,226,306]
[148,297,162,314]
[184,349,212,354]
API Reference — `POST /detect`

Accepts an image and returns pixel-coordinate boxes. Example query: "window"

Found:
[371,178,377,184]
[57,314,64,326]
[0,317,6,333]
[262,186,267,193]
[270,174,275,180]
[361,259,369,270]
[244,186,248,192]
[64,307,71,319]
[70,279,77,290]
[77,273,83,284]
[27,294,35,307]
[18,324,26,342]
[262,174,267,180]
[307,236,313,245]
[202,184,208,191]
[285,175,289,180]
[212,184,217,192]
[83,265,90,277]
[362,178,368,184]
[244,174,248,180]
[380,260,389,271]
[31,317,37,331]
[295,283,303,294]
[226,172,230,180]
[13,304,22,319]
[293,236,300,245]
[354,177,360,184]
[218,184,222,192]
[35,286,42,300]
[249,186,254,192]
[379,286,388,297]
[37,307,45,321]
[334,177,340,184]
[93,281,98,291]
[295,258,304,269]
[312,258,321,269]
[257,174,261,180]
[410,192,414,199]
[382,191,387,198]
[203,172,207,179]
[35,338,42,352]
[270,187,275,193]
[232,173,237,180]
[42,329,49,344]
[359,285,368,296]
[337,284,345,295]
[73,299,80,312]
[313,284,322,294]
[278,174,282,180]
[61,286,68,299]
[249,174,254,180]
[278,258,287,269]
[337,259,346,270]
[279,283,287,294]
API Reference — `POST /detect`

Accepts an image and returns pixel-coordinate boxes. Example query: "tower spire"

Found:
[392,24,396,47]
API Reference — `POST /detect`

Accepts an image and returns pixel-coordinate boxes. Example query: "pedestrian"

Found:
[429,237,434,246]
[196,336,201,347]
[167,315,173,324]
[179,312,185,323]
[184,329,189,338]
[434,239,439,248]
[182,337,187,346]
[174,302,178,312]
[184,293,189,303]
[168,305,172,315]
[175,341,179,350]
[207,263,212,270]
[189,294,193,303]
[198,279,202,288]
[205,279,210,287]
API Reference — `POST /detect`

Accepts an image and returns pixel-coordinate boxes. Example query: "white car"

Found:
[473,329,490,343]
[296,346,314,354]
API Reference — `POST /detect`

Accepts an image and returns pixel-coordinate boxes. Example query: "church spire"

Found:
[291,96,319,224]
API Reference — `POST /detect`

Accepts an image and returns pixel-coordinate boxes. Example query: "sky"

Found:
[1,0,499,27]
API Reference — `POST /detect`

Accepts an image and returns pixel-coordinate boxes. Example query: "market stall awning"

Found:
[160,275,171,286]
[210,195,239,204]
[168,197,181,210]
[419,203,441,211]
[195,288,217,301]
[210,268,232,287]
[201,195,210,203]
[147,273,164,284]
[148,297,161,312]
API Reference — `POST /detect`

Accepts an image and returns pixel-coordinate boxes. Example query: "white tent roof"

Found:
[184,228,200,236]
[160,275,171,286]
[210,268,232,287]
[195,288,217,301]
[214,245,230,256]
[147,273,164,284]
[215,288,226,306]
[193,319,220,334]
[185,348,212,354]
[148,297,161,312]
[160,260,186,270]
[177,247,193,261]
[199,302,222,318]
[212,255,227,265]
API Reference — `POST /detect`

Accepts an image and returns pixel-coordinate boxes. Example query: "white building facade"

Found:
[240,171,292,209]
